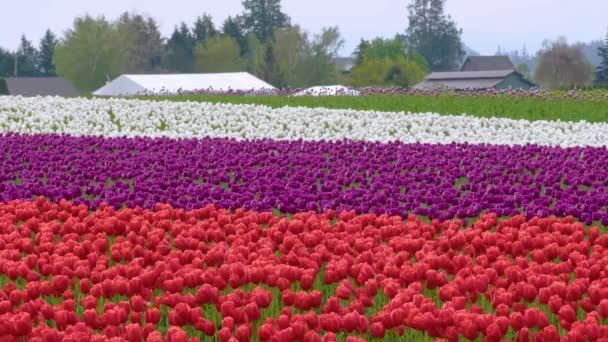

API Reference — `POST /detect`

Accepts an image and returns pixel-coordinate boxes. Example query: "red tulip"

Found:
[218,327,232,342]
[370,322,385,338]
[303,330,322,342]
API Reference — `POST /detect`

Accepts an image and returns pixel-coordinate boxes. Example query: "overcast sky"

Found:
[2,0,607,56]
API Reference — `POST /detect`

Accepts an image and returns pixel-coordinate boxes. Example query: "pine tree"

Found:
[241,0,290,43]
[0,48,14,77]
[223,16,248,56]
[164,23,196,72]
[596,28,608,86]
[38,29,58,76]
[16,35,39,76]
[353,39,370,67]
[405,0,464,71]
[193,14,218,45]
[259,43,285,87]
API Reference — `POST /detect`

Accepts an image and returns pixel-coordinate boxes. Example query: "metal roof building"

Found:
[413,70,535,90]
[460,56,515,72]
[93,72,276,96]
[4,77,79,97]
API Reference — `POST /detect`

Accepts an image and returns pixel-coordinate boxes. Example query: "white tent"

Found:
[93,72,276,96]
[293,85,360,97]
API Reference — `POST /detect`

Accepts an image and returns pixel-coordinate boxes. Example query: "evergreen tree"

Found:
[353,39,370,67]
[193,14,218,45]
[405,0,464,71]
[0,48,15,77]
[596,28,608,86]
[16,35,39,76]
[38,29,58,76]
[164,23,196,72]
[223,16,248,56]
[241,0,290,43]
[259,43,285,87]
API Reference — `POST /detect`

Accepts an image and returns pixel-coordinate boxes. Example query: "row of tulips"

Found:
[1,198,608,340]
[1,96,608,146]
[2,134,608,224]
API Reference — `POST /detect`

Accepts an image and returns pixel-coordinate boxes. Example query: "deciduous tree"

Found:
[54,16,124,92]
[115,13,164,73]
[534,37,593,89]
[194,36,244,73]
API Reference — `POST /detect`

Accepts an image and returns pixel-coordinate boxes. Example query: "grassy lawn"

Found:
[140,94,608,123]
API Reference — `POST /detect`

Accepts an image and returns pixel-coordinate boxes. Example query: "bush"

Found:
[0,78,8,95]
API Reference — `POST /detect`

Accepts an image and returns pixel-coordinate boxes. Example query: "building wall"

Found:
[495,74,533,90]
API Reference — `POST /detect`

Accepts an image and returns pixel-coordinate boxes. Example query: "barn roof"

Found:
[426,70,516,80]
[413,70,534,90]
[461,56,515,71]
[5,77,79,97]
[93,72,276,96]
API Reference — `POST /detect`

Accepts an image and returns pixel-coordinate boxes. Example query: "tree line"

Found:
[0,0,478,92]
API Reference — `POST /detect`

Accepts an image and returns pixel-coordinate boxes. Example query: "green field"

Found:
[145,94,608,123]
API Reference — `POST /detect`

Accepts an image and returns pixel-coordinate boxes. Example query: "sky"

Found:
[2,0,607,56]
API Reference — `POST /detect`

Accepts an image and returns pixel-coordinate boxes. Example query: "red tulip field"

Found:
[1,197,607,341]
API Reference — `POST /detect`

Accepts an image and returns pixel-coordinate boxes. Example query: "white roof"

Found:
[293,85,360,97]
[93,72,276,96]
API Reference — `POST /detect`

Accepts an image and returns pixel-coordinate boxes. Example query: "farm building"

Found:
[1,77,79,97]
[413,70,535,90]
[460,56,515,72]
[93,72,275,96]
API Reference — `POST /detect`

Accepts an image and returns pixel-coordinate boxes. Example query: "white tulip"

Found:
[1,95,608,147]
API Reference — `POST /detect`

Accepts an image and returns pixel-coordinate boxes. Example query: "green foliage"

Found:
[261,26,342,88]
[348,37,428,87]
[53,15,125,92]
[244,33,265,75]
[0,48,14,77]
[193,14,219,45]
[353,39,370,67]
[16,35,39,77]
[115,13,164,73]
[363,37,406,61]
[515,63,531,80]
[349,56,426,88]
[534,38,594,89]
[193,36,244,73]
[241,0,291,43]
[259,43,285,87]
[272,26,306,85]
[596,28,608,86]
[406,0,465,71]
[163,23,196,73]
[0,78,8,95]
[38,29,58,76]
[158,93,608,123]
[223,16,249,57]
